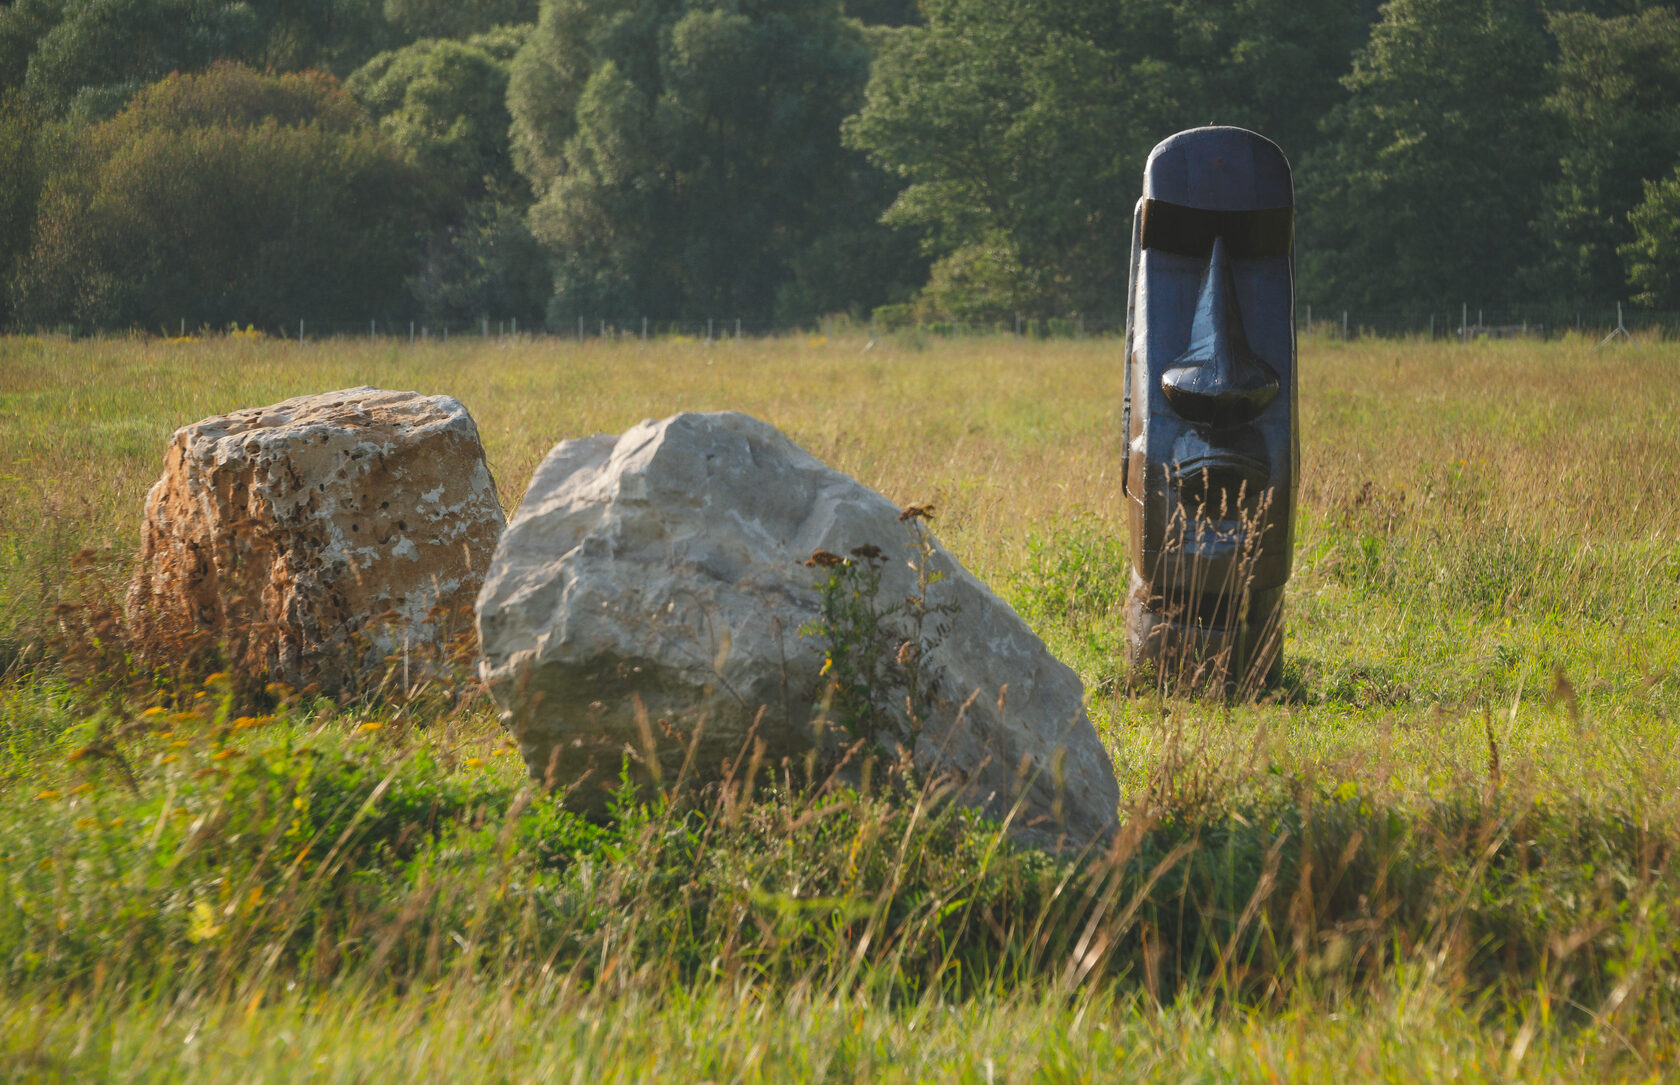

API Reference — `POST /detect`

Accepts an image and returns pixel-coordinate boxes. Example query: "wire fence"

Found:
[1294,303,1680,342]
[30,304,1680,343]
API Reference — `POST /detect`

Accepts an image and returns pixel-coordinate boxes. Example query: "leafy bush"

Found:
[8,64,436,331]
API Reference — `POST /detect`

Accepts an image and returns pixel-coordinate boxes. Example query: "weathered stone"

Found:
[476,411,1119,847]
[127,386,505,692]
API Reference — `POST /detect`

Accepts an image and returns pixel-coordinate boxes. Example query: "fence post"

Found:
[578,315,584,343]
[1341,311,1348,341]
[1306,304,1311,333]
[299,319,305,345]
[512,317,517,337]
[410,321,415,345]
[708,318,714,343]
[642,316,648,341]
[1461,304,1467,340]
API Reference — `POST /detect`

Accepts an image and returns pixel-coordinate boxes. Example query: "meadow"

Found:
[1,329,1679,1081]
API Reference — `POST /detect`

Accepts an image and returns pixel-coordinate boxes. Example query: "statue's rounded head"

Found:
[1142,126,1292,212]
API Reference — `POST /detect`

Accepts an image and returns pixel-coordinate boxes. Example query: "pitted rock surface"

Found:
[128,386,505,691]
[476,411,1119,848]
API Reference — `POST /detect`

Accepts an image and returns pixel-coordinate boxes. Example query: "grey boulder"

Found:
[475,411,1118,847]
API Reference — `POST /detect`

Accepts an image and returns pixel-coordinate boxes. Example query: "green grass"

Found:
[2,330,1680,1080]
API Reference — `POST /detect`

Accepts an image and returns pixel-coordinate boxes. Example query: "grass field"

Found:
[2,330,1679,1081]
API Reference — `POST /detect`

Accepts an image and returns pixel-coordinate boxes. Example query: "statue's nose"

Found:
[1160,235,1280,428]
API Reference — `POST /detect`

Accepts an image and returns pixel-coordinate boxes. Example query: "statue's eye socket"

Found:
[1139,200,1292,260]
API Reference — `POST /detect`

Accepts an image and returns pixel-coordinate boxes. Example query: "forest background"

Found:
[2,0,1680,335]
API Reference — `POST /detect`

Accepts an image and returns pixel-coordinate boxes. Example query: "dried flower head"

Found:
[804,549,845,568]
[898,503,936,522]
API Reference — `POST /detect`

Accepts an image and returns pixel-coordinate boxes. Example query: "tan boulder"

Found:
[127,386,505,692]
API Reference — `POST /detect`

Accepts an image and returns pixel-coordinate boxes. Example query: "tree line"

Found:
[1,0,1677,333]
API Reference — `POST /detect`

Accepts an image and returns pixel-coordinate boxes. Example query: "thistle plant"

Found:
[804,544,899,753]
[802,504,960,762]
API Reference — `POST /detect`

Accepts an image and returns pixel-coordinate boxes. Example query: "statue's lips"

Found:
[1169,454,1270,520]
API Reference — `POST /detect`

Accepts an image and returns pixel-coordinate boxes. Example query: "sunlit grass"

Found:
[0,978,1642,1083]
[3,329,1680,1077]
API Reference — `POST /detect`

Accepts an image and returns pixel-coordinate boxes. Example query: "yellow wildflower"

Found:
[188,901,223,943]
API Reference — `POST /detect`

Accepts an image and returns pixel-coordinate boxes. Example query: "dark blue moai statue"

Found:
[1122,127,1297,693]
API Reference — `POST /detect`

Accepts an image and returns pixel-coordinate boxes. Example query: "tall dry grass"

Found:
[4,329,1680,1078]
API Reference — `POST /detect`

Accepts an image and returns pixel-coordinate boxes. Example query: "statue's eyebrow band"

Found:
[1139,199,1293,260]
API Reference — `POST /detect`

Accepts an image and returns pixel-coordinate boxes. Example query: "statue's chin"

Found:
[1147,529,1254,599]
[1143,501,1291,598]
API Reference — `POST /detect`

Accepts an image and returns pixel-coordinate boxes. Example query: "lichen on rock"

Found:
[127,386,505,693]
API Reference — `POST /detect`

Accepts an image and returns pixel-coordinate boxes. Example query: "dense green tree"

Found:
[20,0,261,117]
[0,93,43,327]
[381,0,536,40]
[406,198,551,323]
[844,0,1365,319]
[844,0,920,26]
[1534,7,1680,306]
[507,0,922,325]
[349,28,548,322]
[1297,0,1554,312]
[350,32,527,199]
[243,0,394,76]
[0,0,64,92]
[8,0,392,118]
[1621,166,1680,309]
[8,64,434,329]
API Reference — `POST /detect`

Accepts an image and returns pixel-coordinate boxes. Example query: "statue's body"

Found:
[1122,127,1297,693]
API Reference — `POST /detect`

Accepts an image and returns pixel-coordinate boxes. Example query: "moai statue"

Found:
[1121,127,1297,693]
